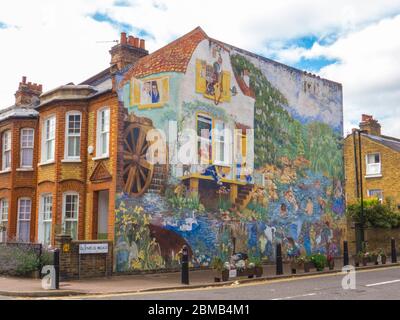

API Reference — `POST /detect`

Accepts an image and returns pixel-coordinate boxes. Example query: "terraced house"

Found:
[344,114,400,207]
[0,27,345,274]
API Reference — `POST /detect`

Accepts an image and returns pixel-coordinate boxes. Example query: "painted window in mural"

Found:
[197,114,212,164]
[131,77,169,109]
[196,59,231,104]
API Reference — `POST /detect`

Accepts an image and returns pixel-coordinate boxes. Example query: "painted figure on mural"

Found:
[284,187,299,212]
[305,197,314,216]
[141,81,152,105]
[151,81,160,103]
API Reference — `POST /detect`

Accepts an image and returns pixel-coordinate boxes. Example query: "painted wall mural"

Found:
[114,36,345,273]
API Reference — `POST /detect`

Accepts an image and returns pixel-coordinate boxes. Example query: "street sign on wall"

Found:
[79,243,109,254]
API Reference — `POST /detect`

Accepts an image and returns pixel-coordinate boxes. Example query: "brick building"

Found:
[344,114,400,207]
[1,28,345,274]
[0,33,148,246]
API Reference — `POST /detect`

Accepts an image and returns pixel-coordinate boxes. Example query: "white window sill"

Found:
[17,168,34,172]
[38,161,55,167]
[92,155,109,161]
[0,169,11,174]
[61,159,82,163]
[365,174,382,179]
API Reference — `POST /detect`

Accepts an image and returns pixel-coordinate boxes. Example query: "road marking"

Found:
[34,265,400,300]
[272,293,317,300]
[365,279,400,287]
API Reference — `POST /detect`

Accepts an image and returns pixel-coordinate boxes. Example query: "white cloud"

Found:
[0,0,399,137]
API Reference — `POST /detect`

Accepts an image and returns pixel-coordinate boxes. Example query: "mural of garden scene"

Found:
[114,36,346,273]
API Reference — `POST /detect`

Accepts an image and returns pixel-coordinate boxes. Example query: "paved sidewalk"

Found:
[1,259,398,298]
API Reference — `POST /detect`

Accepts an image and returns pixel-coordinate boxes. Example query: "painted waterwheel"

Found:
[123,114,155,197]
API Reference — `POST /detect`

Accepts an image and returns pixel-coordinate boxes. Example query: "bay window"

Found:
[96,108,110,158]
[42,116,56,163]
[20,128,34,168]
[17,198,31,243]
[65,112,81,160]
[2,130,11,171]
[0,199,8,243]
[62,192,79,240]
[39,194,53,246]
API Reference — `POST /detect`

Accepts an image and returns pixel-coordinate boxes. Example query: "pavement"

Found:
[78,265,400,300]
[0,258,399,299]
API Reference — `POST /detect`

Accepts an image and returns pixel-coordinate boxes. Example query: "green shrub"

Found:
[14,247,40,275]
[346,198,400,229]
[310,253,327,271]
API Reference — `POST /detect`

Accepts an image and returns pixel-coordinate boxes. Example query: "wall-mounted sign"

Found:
[62,243,70,253]
[79,243,109,254]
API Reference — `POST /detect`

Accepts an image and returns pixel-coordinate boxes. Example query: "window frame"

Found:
[0,198,9,243]
[20,128,35,169]
[64,111,82,160]
[41,115,56,163]
[368,189,384,203]
[62,192,79,240]
[96,107,110,159]
[39,194,53,246]
[196,113,213,165]
[17,197,31,243]
[365,152,381,176]
[2,130,11,171]
[213,120,231,166]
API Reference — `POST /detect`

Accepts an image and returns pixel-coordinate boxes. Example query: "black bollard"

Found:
[276,243,283,275]
[181,245,189,285]
[343,241,349,266]
[53,248,60,290]
[391,238,397,263]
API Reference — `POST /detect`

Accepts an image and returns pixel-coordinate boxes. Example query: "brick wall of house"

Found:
[0,118,38,242]
[344,134,400,207]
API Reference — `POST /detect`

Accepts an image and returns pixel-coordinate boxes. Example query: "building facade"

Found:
[344,114,400,207]
[0,27,345,273]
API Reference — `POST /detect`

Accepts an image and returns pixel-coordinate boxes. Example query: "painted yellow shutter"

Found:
[196,60,206,94]
[131,79,141,105]
[161,77,169,103]
[222,71,231,102]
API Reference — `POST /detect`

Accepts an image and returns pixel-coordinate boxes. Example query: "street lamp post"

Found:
[353,129,367,253]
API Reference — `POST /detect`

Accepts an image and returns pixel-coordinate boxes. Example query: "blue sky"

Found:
[0,0,400,136]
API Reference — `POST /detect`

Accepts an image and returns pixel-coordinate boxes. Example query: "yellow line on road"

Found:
[38,265,400,300]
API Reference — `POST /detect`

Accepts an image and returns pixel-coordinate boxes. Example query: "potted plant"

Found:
[371,251,379,265]
[327,255,335,270]
[362,252,370,266]
[235,260,246,277]
[211,257,224,282]
[378,248,387,264]
[222,262,231,282]
[247,262,255,278]
[310,253,327,271]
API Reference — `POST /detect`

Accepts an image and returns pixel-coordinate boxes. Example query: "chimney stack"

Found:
[110,32,149,71]
[15,76,43,106]
[359,114,381,136]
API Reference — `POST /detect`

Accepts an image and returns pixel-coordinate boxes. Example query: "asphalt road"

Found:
[75,266,400,300]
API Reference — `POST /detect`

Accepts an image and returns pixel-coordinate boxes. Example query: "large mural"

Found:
[114,30,345,272]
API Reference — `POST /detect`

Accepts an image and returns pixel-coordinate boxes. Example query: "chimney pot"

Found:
[139,39,145,49]
[22,76,27,84]
[120,32,127,45]
[133,37,139,47]
[128,35,135,46]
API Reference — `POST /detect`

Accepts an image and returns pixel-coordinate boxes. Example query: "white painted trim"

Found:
[61,159,82,163]
[17,197,32,243]
[41,115,56,163]
[92,155,110,161]
[64,111,82,161]
[62,191,79,240]
[20,127,35,169]
[96,107,110,159]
